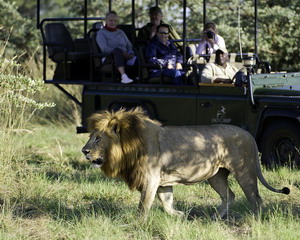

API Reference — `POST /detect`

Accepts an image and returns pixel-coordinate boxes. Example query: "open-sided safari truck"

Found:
[37,0,300,168]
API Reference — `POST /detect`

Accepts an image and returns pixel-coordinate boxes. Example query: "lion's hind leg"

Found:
[208,168,235,219]
[157,186,184,217]
[234,170,263,215]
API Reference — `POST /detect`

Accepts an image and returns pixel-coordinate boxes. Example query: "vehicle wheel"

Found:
[260,119,300,168]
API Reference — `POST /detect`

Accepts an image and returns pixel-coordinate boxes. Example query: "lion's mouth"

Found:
[92,157,104,166]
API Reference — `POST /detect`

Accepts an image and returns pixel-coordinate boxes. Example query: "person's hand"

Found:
[207,37,215,46]
[123,51,134,60]
[213,78,233,84]
[167,63,174,69]
[176,63,183,70]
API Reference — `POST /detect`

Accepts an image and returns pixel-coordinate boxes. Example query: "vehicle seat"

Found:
[44,23,89,63]
[186,54,207,84]
[43,23,90,80]
[187,43,198,56]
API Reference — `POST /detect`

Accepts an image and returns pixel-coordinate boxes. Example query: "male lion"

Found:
[82,107,290,218]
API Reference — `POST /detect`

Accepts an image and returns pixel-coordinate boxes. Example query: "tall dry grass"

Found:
[0,36,55,211]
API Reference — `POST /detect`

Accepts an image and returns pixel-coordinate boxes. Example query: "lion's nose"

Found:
[82,149,90,155]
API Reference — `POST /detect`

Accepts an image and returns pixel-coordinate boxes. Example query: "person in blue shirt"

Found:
[145,24,184,85]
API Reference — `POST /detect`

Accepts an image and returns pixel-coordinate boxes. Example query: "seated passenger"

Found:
[96,11,136,84]
[196,22,226,55]
[201,47,238,83]
[145,24,184,85]
[137,6,182,48]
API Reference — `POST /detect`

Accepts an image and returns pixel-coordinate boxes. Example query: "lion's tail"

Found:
[255,145,290,195]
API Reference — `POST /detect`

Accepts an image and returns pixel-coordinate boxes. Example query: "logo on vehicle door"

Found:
[211,106,232,124]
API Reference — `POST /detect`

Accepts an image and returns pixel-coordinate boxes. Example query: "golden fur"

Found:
[82,107,290,218]
[86,108,160,191]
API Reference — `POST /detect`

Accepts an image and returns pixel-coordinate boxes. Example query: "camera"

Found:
[206,30,215,39]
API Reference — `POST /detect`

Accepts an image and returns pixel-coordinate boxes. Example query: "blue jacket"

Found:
[145,36,183,69]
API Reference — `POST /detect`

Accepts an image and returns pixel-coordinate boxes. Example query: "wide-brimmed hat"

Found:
[149,6,162,14]
[216,46,228,54]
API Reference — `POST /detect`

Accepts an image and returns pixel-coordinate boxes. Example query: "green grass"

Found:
[1,124,300,240]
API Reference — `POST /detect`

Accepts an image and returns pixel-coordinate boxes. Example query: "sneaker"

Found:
[121,74,133,84]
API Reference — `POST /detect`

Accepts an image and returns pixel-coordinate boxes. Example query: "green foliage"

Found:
[0,36,55,130]
[0,0,39,62]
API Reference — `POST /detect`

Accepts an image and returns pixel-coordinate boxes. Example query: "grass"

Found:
[0,124,300,240]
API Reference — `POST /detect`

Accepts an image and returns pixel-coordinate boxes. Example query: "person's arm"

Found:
[213,78,233,83]
[217,35,226,48]
[121,31,135,59]
[212,34,226,52]
[96,30,114,55]
[196,41,206,55]
[201,63,215,83]
[213,64,236,83]
[145,42,167,68]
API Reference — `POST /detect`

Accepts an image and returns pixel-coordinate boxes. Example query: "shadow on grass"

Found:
[12,196,130,221]
[175,198,300,222]
[45,169,109,184]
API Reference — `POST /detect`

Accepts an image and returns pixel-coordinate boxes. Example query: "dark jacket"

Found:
[145,36,183,69]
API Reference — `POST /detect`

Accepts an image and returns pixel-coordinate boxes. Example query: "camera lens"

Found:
[206,31,214,39]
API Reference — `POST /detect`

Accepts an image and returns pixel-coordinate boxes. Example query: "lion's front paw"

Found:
[173,210,185,217]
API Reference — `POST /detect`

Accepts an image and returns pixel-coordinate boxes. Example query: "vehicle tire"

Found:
[260,119,300,168]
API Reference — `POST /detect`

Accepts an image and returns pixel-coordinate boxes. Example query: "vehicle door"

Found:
[197,83,248,128]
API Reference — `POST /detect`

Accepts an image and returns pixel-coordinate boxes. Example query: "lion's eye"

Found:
[95,136,101,142]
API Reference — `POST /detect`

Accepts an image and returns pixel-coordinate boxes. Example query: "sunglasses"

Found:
[158,31,169,35]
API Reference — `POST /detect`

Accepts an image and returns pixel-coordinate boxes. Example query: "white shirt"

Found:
[201,62,239,83]
[196,34,226,55]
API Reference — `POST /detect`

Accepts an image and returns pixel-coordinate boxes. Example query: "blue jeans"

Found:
[150,69,184,85]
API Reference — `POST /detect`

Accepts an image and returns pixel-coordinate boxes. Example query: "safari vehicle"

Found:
[37,0,300,168]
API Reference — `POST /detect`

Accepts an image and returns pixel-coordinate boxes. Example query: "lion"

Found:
[82,107,290,218]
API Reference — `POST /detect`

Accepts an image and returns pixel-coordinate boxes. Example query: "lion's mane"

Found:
[87,108,160,191]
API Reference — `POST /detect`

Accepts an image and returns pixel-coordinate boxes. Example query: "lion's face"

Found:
[82,131,111,166]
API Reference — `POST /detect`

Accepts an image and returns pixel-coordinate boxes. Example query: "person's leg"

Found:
[111,48,133,83]
[162,69,183,85]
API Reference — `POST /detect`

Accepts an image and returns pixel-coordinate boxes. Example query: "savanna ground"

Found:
[1,122,300,240]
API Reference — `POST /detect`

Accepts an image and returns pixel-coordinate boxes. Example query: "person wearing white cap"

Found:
[201,47,239,83]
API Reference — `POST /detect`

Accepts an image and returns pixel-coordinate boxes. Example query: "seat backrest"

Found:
[45,23,75,58]
[138,44,150,80]
[92,22,103,30]
[188,43,199,56]
[118,24,136,44]
[89,23,104,68]
[208,53,216,63]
